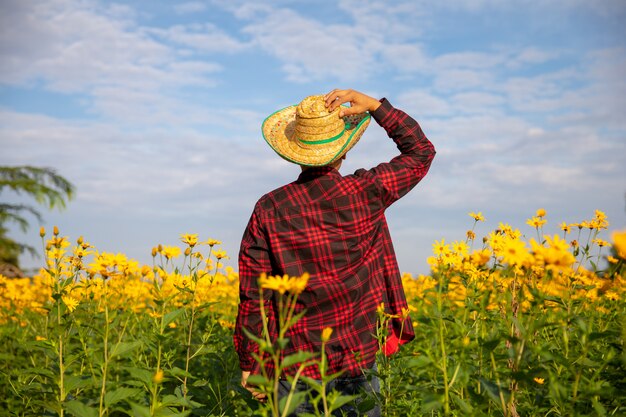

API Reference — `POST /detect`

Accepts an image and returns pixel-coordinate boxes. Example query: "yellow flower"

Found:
[536,208,546,218]
[469,211,485,222]
[593,210,609,229]
[180,233,199,247]
[500,238,530,266]
[289,272,309,295]
[432,239,450,256]
[153,369,164,384]
[35,335,47,341]
[452,241,469,257]
[466,230,476,240]
[321,327,333,342]
[219,319,235,329]
[259,273,302,295]
[559,222,571,234]
[470,249,491,266]
[376,302,385,316]
[592,238,609,248]
[462,336,470,346]
[212,249,229,260]
[161,246,181,259]
[526,216,547,228]
[168,322,177,329]
[206,238,222,247]
[533,377,545,385]
[62,295,79,313]
[612,230,626,259]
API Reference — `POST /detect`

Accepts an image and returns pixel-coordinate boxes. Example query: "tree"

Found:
[0,166,74,272]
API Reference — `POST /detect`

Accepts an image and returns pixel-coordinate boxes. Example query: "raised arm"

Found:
[362,96,435,207]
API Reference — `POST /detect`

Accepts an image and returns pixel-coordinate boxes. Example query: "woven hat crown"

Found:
[294,95,345,147]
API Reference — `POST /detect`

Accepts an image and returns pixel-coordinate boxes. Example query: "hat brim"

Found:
[262,104,371,166]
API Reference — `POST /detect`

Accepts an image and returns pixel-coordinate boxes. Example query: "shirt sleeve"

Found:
[233,205,275,372]
[357,98,436,207]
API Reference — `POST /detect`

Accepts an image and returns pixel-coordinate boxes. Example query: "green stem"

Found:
[490,352,509,417]
[58,302,65,417]
[98,281,110,417]
[183,301,196,399]
[437,284,450,415]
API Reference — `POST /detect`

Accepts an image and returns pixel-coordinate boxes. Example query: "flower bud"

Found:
[39,227,46,237]
[53,226,59,236]
[321,327,333,343]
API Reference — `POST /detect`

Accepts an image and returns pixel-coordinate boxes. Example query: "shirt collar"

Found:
[297,166,340,182]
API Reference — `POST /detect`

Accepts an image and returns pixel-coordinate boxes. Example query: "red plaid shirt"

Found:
[234,98,436,379]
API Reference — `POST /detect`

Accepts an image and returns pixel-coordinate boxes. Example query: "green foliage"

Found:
[0,166,74,267]
[373,271,626,417]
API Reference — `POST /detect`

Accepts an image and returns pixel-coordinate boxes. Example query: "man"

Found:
[234,88,436,415]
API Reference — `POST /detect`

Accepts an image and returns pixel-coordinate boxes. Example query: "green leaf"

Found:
[25,367,56,379]
[104,387,141,407]
[110,341,142,359]
[327,391,357,412]
[481,338,500,352]
[65,400,98,417]
[421,393,443,413]
[279,390,309,416]
[129,402,152,417]
[197,301,220,311]
[64,375,92,393]
[246,374,270,387]
[163,308,186,328]
[124,367,154,389]
[404,355,432,369]
[451,393,473,413]
[276,337,290,349]
[592,397,607,416]
[480,378,511,406]
[281,350,315,368]
[168,367,192,379]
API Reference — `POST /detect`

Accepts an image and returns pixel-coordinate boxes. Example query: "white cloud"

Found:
[147,23,248,53]
[0,0,236,123]
[174,1,208,14]
[396,90,451,117]
[241,7,374,82]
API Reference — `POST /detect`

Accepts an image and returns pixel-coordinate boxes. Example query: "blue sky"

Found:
[1,0,625,275]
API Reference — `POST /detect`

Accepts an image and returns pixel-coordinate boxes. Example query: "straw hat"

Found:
[262,94,371,166]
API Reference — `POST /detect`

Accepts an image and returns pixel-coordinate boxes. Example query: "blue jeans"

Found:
[277,367,381,417]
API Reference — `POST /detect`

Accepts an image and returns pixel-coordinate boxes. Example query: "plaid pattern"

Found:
[234,98,436,378]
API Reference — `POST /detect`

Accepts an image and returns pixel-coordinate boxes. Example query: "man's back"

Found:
[235,96,435,379]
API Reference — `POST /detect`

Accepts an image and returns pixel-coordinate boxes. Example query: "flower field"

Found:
[1,210,625,416]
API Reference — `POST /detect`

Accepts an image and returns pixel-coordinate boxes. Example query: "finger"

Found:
[338,105,361,118]
[251,390,267,402]
[324,89,342,102]
[329,91,354,113]
[324,89,344,109]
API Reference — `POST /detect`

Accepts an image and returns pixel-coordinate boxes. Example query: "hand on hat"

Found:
[324,89,381,117]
